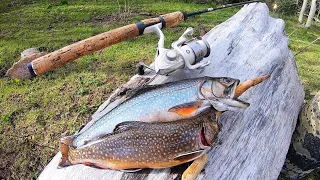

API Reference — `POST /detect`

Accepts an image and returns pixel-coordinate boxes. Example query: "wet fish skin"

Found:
[59,109,219,170]
[58,75,270,171]
[73,77,239,147]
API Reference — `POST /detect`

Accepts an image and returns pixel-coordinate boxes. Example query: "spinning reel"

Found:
[138,26,211,75]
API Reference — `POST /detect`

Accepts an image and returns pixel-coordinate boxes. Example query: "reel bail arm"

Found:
[146,26,211,75]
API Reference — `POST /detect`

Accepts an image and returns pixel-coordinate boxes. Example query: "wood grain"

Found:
[32,24,139,75]
[38,3,304,180]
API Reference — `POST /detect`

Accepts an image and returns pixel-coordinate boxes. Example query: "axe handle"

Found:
[29,11,184,76]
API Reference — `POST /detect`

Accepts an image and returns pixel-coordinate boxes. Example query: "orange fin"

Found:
[174,150,204,162]
[182,153,208,180]
[216,111,223,116]
[58,136,74,168]
[168,101,203,116]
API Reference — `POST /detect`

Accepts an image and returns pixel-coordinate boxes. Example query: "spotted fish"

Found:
[72,77,248,147]
[282,92,320,179]
[59,108,219,170]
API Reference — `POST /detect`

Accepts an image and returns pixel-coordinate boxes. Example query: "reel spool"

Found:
[138,26,211,75]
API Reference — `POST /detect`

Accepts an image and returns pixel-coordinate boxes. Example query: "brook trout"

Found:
[73,77,247,147]
[59,108,219,170]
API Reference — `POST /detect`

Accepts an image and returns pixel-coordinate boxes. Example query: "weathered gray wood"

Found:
[38,3,305,180]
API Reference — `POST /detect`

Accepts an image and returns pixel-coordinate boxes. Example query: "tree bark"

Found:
[305,0,317,27]
[299,0,308,24]
[38,3,305,180]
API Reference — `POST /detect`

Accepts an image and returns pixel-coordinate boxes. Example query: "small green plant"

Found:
[46,4,53,9]
[60,0,68,6]
[76,88,89,96]
[1,112,12,124]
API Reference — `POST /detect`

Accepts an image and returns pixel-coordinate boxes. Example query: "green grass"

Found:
[280,15,320,99]
[0,0,319,179]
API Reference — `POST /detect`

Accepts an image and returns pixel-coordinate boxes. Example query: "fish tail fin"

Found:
[58,136,74,168]
[234,74,270,98]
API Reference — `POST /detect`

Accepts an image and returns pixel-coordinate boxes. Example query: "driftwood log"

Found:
[38,3,305,180]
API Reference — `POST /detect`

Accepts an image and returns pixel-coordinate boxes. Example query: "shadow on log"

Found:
[38,3,304,180]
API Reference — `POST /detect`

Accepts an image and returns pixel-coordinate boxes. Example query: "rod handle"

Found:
[29,11,184,76]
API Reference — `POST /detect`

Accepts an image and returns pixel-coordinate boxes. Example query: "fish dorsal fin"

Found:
[92,121,145,141]
[168,101,204,116]
[113,121,145,133]
[174,150,204,162]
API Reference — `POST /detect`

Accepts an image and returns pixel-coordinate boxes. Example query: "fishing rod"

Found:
[6,0,262,79]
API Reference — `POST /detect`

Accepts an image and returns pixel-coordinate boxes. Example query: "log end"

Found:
[6,49,46,79]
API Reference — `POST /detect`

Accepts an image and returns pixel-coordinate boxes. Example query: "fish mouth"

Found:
[199,127,211,147]
[226,79,239,99]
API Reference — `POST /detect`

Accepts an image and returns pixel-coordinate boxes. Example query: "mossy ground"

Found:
[0,0,319,179]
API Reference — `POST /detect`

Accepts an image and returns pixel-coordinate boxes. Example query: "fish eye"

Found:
[222,78,232,84]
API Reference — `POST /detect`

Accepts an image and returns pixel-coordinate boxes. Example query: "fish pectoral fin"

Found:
[229,98,250,108]
[168,101,204,116]
[120,168,142,173]
[174,150,205,162]
[182,153,208,180]
[113,121,146,133]
[209,99,249,112]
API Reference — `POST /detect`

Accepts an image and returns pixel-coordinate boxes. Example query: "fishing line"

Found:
[294,37,320,56]
[184,0,263,19]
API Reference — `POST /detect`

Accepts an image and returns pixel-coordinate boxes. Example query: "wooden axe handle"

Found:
[29,11,184,76]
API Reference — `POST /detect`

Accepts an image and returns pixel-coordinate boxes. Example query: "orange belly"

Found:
[71,156,201,170]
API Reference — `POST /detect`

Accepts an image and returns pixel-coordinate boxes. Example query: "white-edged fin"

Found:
[219,98,250,108]
[120,169,142,173]
[209,100,246,112]
[193,104,212,115]
[174,150,204,161]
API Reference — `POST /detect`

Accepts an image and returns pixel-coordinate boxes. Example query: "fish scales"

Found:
[73,79,203,147]
[59,75,269,172]
[65,110,219,169]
